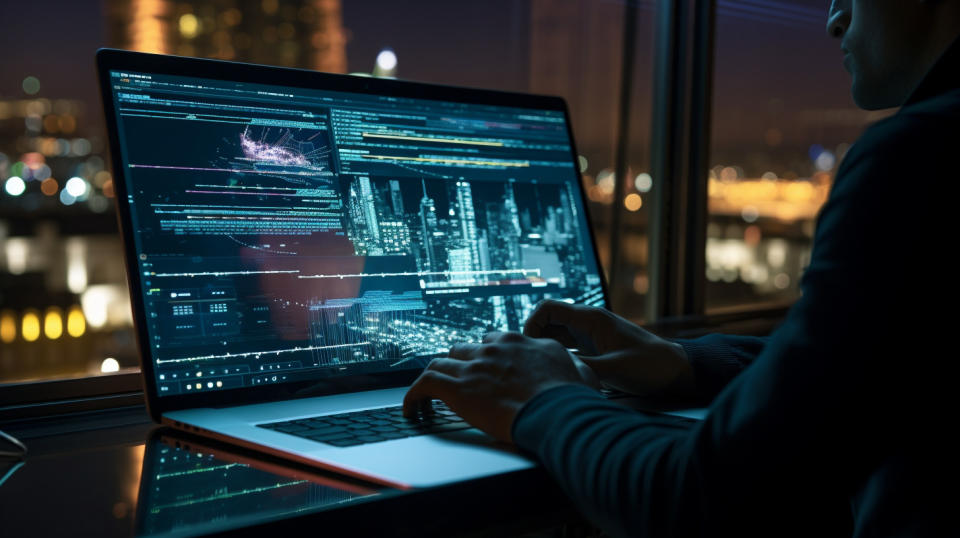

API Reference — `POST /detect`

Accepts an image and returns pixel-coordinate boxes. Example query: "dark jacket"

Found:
[512,37,960,537]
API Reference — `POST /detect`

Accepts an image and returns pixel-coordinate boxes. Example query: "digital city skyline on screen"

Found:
[108,70,604,396]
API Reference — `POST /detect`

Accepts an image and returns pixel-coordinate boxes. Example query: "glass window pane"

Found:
[1,1,652,385]
[706,0,891,313]
[576,3,655,322]
[1,3,133,383]
[616,4,655,322]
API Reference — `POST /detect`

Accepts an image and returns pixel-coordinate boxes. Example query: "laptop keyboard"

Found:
[257,401,472,447]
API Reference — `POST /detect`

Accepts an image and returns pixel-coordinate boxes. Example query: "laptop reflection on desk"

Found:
[135,428,382,537]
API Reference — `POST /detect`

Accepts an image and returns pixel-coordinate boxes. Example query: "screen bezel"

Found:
[95,48,611,423]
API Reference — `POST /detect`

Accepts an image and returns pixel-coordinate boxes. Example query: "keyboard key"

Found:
[309,432,354,443]
[326,438,365,447]
[303,426,348,436]
[421,423,472,434]
[347,423,373,430]
[394,422,425,431]
[256,402,474,446]
[275,424,310,433]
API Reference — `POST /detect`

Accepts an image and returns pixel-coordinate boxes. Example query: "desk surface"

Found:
[0,407,577,537]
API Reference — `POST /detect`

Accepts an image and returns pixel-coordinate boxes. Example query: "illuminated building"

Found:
[389,180,405,215]
[453,180,480,273]
[106,0,347,72]
[418,180,439,272]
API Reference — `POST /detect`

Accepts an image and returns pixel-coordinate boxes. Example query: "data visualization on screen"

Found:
[107,70,604,396]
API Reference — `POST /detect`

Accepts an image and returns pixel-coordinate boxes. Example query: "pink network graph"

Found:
[239,127,311,166]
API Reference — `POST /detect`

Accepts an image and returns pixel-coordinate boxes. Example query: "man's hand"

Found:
[524,300,695,398]
[402,332,593,443]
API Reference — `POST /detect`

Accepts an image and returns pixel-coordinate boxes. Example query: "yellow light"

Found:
[0,310,16,343]
[44,307,63,339]
[67,305,86,337]
[178,13,199,38]
[624,193,643,212]
[130,0,170,54]
[22,310,40,342]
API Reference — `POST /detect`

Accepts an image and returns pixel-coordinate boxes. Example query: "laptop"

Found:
[96,48,609,488]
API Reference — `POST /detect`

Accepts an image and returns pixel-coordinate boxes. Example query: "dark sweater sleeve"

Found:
[671,334,768,403]
[511,113,938,537]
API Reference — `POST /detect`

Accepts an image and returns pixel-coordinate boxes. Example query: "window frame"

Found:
[1,0,792,418]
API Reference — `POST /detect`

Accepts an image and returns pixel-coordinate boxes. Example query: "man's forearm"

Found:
[512,384,698,538]
[671,334,768,403]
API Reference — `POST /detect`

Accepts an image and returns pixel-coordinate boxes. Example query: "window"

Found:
[4,0,866,400]
[705,0,889,313]
[0,0,654,387]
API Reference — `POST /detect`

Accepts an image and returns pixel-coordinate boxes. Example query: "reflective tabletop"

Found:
[0,408,576,537]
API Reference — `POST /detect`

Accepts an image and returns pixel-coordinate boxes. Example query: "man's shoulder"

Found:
[852,89,960,159]
[837,91,960,194]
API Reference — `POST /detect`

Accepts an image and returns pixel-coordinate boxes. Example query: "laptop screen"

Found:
[105,69,604,397]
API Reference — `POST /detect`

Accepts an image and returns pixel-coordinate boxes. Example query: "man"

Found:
[404,1,957,536]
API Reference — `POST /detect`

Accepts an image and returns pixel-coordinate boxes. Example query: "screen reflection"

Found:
[135,429,386,536]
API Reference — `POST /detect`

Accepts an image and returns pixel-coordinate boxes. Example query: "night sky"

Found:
[0,0,869,175]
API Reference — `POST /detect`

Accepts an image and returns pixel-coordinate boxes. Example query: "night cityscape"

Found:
[1,0,878,386]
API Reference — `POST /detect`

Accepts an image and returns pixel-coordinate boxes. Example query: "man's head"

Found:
[828,0,960,110]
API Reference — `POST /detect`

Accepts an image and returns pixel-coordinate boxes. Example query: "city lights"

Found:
[67,306,86,337]
[40,177,58,195]
[376,48,397,70]
[634,173,652,193]
[81,285,113,329]
[814,150,836,171]
[0,1,857,389]
[596,169,615,195]
[21,310,40,342]
[179,13,200,38]
[44,307,63,340]
[374,48,397,77]
[101,357,120,373]
[67,240,88,294]
[65,176,88,197]
[4,238,28,274]
[22,76,40,95]
[0,311,15,343]
[4,176,26,196]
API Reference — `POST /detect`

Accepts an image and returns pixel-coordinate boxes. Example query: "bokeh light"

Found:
[40,178,59,196]
[179,13,200,38]
[634,173,652,193]
[376,48,397,71]
[0,310,15,343]
[44,307,63,340]
[67,306,86,337]
[4,176,26,196]
[21,310,40,342]
[65,176,88,197]
[101,357,120,373]
[22,76,40,95]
